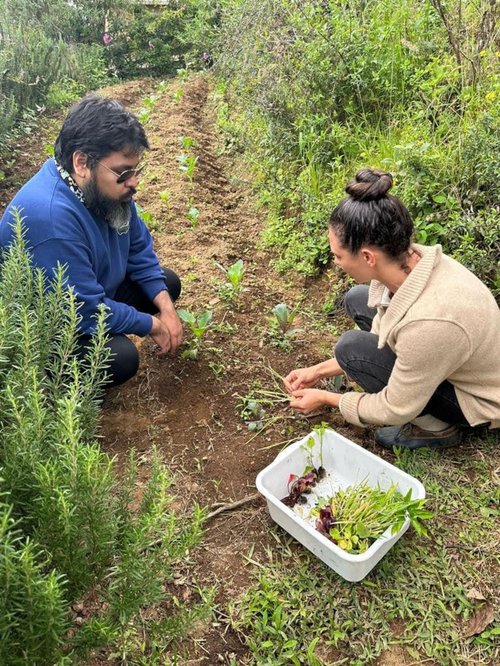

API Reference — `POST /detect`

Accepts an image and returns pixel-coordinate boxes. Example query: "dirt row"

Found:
[101,75,359,663]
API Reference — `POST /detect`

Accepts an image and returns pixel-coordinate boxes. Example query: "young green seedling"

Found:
[136,205,160,232]
[179,135,195,150]
[172,88,183,103]
[215,259,245,302]
[238,396,267,432]
[136,93,158,125]
[143,93,158,109]
[177,154,198,182]
[177,308,213,359]
[272,303,296,333]
[186,207,200,227]
[137,108,151,125]
[268,303,303,348]
[298,422,328,473]
[159,190,171,205]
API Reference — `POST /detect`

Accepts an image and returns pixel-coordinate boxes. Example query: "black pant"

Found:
[77,267,181,387]
[334,285,469,426]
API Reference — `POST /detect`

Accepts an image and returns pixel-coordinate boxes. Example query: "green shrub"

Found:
[0,214,210,661]
[443,208,500,298]
[72,448,207,659]
[0,499,68,666]
[106,3,194,79]
[0,213,113,594]
[459,108,500,208]
[74,42,115,90]
[0,0,117,144]
[213,0,498,278]
[0,23,73,112]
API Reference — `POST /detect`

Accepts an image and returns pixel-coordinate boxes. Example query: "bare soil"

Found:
[0,75,420,665]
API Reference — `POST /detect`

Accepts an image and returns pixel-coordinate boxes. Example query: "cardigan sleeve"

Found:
[339,319,472,427]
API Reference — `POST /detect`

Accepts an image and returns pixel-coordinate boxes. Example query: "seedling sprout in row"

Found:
[268,302,304,348]
[177,153,198,183]
[177,308,213,359]
[214,258,245,302]
[186,206,200,227]
[178,135,196,150]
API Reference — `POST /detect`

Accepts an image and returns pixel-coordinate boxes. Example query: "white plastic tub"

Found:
[256,428,425,582]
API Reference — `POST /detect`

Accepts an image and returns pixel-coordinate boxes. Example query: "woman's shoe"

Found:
[374,423,462,450]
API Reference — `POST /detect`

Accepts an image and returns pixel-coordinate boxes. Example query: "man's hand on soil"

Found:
[151,289,183,354]
[158,309,183,353]
[149,317,172,355]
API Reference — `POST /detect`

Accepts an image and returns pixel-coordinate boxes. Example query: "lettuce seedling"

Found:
[179,135,195,150]
[177,154,198,182]
[178,308,213,359]
[186,207,200,227]
[268,303,303,348]
[215,259,245,302]
[282,466,326,507]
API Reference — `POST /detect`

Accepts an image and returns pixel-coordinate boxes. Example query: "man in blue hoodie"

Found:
[0,95,183,386]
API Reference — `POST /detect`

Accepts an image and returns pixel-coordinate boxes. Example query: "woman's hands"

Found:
[288,388,332,414]
[284,366,322,392]
[284,358,343,391]
[284,359,344,415]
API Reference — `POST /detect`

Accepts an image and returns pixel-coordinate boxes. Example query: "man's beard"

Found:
[82,174,134,231]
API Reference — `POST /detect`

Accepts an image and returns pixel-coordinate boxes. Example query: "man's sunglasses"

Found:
[88,155,145,184]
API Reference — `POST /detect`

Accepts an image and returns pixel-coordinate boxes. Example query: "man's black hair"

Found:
[54,94,149,173]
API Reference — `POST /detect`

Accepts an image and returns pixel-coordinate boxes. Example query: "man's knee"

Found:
[107,335,140,387]
[161,267,181,302]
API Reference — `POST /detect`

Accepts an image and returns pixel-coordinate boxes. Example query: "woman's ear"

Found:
[361,248,377,267]
[72,151,90,180]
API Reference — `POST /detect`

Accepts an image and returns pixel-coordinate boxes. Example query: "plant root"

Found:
[205,492,261,521]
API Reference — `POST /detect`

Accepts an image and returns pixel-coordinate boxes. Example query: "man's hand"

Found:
[149,317,173,355]
[158,309,183,353]
[289,388,341,414]
[150,289,183,355]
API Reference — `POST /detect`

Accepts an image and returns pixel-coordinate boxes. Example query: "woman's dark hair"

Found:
[54,94,149,173]
[329,169,414,262]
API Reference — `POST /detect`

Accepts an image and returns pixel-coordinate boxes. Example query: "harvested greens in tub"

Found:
[282,424,432,555]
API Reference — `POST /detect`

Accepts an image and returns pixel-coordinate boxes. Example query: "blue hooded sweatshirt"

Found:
[0,159,167,336]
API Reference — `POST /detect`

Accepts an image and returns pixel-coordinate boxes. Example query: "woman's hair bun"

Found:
[345,168,393,201]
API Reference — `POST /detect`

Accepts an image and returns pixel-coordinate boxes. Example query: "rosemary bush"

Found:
[0,214,114,596]
[0,497,69,666]
[0,215,209,661]
[74,449,207,657]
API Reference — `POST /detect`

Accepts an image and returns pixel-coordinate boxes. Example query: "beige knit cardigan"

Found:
[339,244,500,429]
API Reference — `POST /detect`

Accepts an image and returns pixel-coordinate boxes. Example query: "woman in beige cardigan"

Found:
[285,169,500,450]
